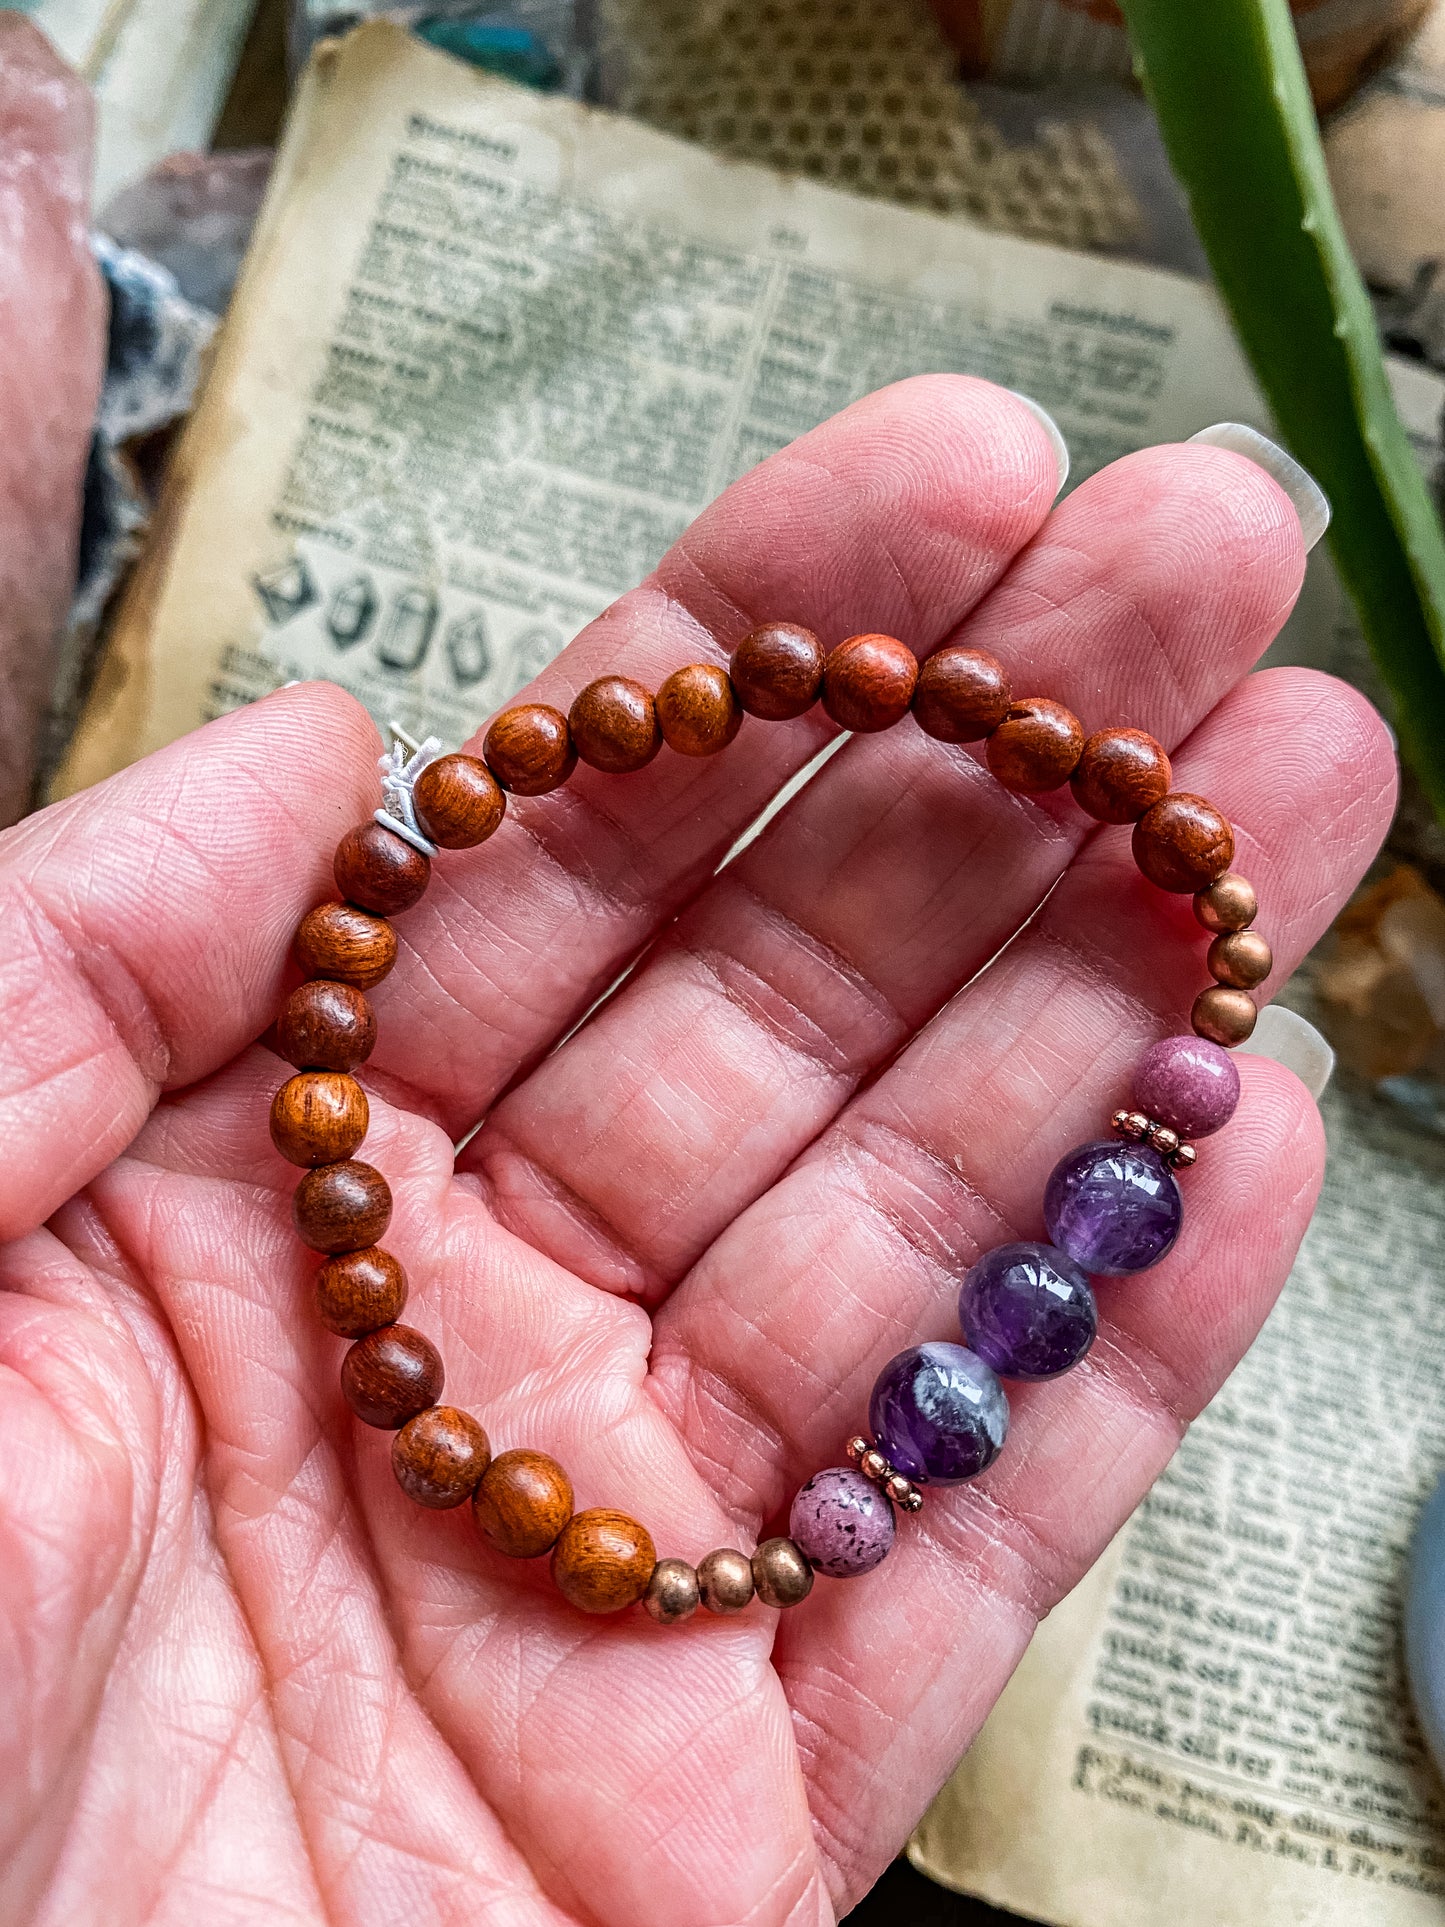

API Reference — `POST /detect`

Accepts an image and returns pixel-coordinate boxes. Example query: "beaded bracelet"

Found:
[271,623,1268,1622]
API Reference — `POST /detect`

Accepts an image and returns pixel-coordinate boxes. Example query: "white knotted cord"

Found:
[376,721,443,857]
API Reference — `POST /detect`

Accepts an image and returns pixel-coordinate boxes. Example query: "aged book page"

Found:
[58,20,1434,797]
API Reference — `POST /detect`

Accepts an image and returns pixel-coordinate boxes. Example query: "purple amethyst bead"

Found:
[868,1342,1009,1485]
[789,1467,895,1577]
[1133,1034,1240,1139]
[1044,1139,1182,1275]
[959,1241,1097,1380]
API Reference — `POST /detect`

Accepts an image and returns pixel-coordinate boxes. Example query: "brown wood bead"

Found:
[822,632,918,733]
[986,696,1085,792]
[655,663,743,756]
[550,1507,656,1614]
[1193,871,1258,934]
[270,1072,369,1167]
[340,1323,443,1429]
[728,621,825,720]
[1192,984,1257,1047]
[1070,727,1172,823]
[293,1159,392,1253]
[483,703,577,795]
[1132,793,1235,893]
[472,1449,574,1557]
[277,979,376,1072]
[334,820,430,916]
[569,676,662,773]
[295,902,397,989]
[314,1246,407,1337]
[413,753,505,849]
[1208,928,1273,990]
[392,1405,491,1507]
[911,646,1011,742]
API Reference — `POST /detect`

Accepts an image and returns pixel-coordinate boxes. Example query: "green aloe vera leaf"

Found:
[1120,0,1445,818]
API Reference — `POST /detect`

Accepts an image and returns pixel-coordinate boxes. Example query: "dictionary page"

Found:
[56,19,1398,796]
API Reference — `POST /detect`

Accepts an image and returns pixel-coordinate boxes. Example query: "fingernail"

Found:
[1188,422,1331,553]
[1008,391,1070,496]
[1237,1004,1335,1100]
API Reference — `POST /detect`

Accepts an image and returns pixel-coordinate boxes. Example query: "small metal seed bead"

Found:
[1145,1123,1181,1157]
[901,1487,925,1513]
[885,1472,918,1507]
[1111,1109,1150,1141]
[860,1448,890,1483]
[1193,871,1258,934]
[1171,1143,1198,1169]
[644,1558,701,1625]
[1208,928,1273,990]
[846,1435,870,1464]
[1192,984,1257,1047]
[697,1547,755,1614]
[751,1537,814,1609]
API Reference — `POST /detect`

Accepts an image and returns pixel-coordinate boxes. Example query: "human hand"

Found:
[0,379,1395,1924]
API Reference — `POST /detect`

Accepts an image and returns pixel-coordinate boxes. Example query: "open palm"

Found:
[0,379,1395,1925]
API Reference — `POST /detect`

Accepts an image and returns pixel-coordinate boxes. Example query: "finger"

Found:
[461,441,1306,1299]
[0,681,378,1239]
[0,17,105,821]
[352,376,1060,1126]
[647,668,1393,1901]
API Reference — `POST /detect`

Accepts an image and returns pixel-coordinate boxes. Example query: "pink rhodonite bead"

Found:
[1133,1033,1241,1139]
[789,1467,895,1578]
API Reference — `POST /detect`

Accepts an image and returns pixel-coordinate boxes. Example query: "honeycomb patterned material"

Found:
[598,0,1142,252]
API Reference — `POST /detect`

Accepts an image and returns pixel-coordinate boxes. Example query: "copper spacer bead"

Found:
[698,1547,756,1614]
[1208,928,1273,991]
[751,1537,814,1609]
[1193,871,1258,934]
[846,1435,870,1464]
[1112,1109,1150,1142]
[860,1448,890,1484]
[644,1558,701,1625]
[1145,1122,1181,1157]
[885,1471,919,1508]
[1192,984,1257,1047]
[901,1487,925,1513]
[1170,1143,1198,1169]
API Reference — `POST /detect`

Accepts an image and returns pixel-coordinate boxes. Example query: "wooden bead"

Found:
[341,1323,443,1429]
[333,820,430,916]
[413,753,504,849]
[472,1449,574,1557]
[295,902,397,989]
[392,1405,491,1507]
[728,621,824,719]
[1194,871,1258,934]
[270,1071,369,1167]
[1133,793,1235,893]
[550,1508,656,1614]
[655,663,742,756]
[1208,928,1273,989]
[697,1547,755,1614]
[1070,727,1172,823]
[293,1159,392,1253]
[314,1246,407,1337]
[276,979,376,1072]
[569,676,662,773]
[1192,985,1257,1047]
[911,646,1011,742]
[483,703,577,795]
[752,1536,814,1609]
[822,632,918,733]
[986,696,1085,792]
